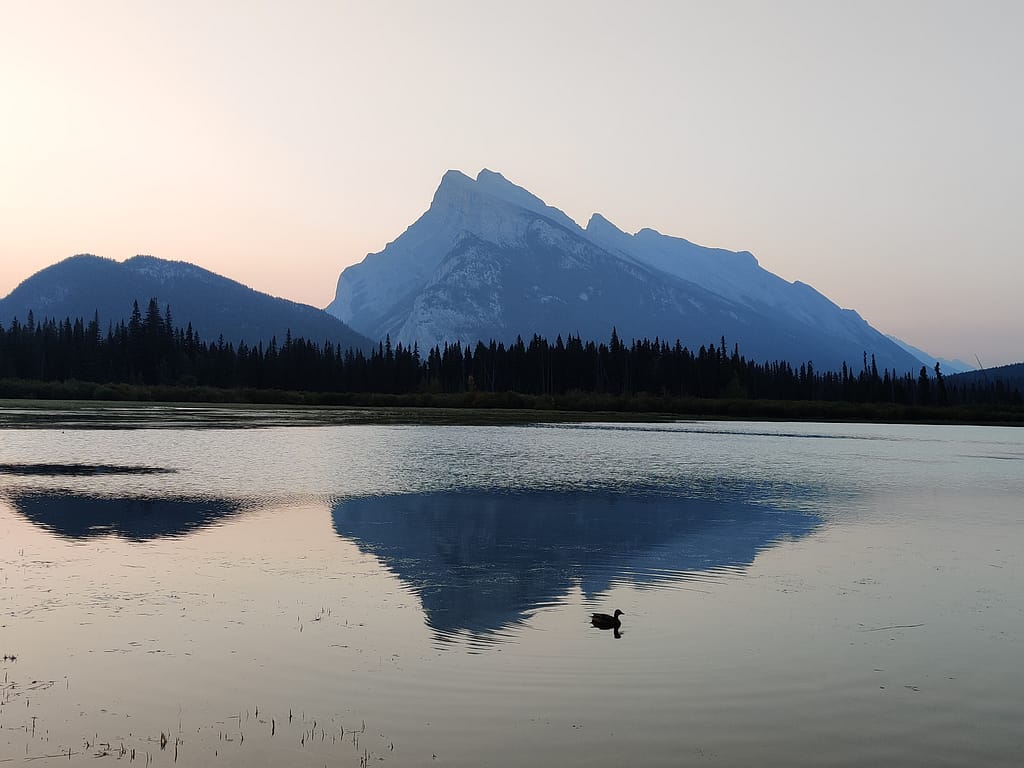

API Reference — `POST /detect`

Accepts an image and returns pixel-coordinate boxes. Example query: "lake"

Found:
[1,406,1022,766]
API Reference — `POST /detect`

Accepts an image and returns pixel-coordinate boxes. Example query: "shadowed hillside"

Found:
[0,254,370,351]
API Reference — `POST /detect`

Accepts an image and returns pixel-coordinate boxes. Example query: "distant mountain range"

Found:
[886,335,973,374]
[327,169,924,373]
[2,172,995,376]
[0,254,370,351]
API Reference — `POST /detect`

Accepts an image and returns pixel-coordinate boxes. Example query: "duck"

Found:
[590,609,624,630]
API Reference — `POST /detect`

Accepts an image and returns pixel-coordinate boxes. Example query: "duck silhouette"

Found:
[590,609,624,634]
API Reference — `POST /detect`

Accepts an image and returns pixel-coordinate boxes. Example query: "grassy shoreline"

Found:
[1,378,1021,426]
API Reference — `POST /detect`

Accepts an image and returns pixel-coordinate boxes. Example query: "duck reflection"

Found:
[6,491,244,541]
[591,609,624,639]
[332,488,820,642]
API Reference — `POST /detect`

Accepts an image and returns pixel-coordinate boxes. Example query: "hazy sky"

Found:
[2,1,1021,365]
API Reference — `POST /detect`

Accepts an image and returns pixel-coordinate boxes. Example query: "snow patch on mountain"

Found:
[124,255,219,286]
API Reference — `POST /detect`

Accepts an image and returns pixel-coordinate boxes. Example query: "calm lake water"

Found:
[1,406,1022,766]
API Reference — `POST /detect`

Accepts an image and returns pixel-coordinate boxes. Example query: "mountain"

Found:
[885,334,974,374]
[1,254,371,351]
[327,170,923,373]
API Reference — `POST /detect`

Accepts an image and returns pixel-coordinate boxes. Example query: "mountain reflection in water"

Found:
[7,491,244,541]
[332,488,820,641]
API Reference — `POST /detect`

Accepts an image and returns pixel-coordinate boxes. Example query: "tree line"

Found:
[0,299,1020,407]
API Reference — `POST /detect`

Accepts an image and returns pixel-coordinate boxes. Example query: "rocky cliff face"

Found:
[327,169,923,373]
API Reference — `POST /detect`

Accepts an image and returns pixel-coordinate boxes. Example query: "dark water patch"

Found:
[0,462,175,476]
[0,402,366,430]
[5,491,246,541]
[332,488,821,644]
[548,422,910,442]
[0,402,647,430]
[961,453,1024,461]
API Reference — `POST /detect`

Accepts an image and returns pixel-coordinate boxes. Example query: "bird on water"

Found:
[591,609,624,630]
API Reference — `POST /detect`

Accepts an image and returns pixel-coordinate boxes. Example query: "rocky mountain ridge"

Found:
[328,169,923,373]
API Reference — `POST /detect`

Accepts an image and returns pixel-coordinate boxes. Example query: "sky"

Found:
[1,0,1021,366]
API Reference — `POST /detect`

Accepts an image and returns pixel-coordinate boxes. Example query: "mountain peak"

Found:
[476,168,510,184]
[439,168,474,187]
[635,226,675,242]
[586,213,627,237]
[473,168,537,202]
[428,168,580,233]
[124,255,215,285]
[60,253,113,268]
[431,169,475,205]
[326,169,925,373]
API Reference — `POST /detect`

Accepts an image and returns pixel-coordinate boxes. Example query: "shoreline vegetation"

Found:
[1,383,1021,426]
[1,304,1021,425]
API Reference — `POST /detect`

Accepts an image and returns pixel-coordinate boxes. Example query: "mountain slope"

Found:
[1,254,370,351]
[947,362,1024,393]
[885,334,974,374]
[328,170,923,373]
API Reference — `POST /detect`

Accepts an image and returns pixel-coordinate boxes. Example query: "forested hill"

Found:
[0,307,1019,409]
[0,254,370,352]
[947,363,1024,394]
